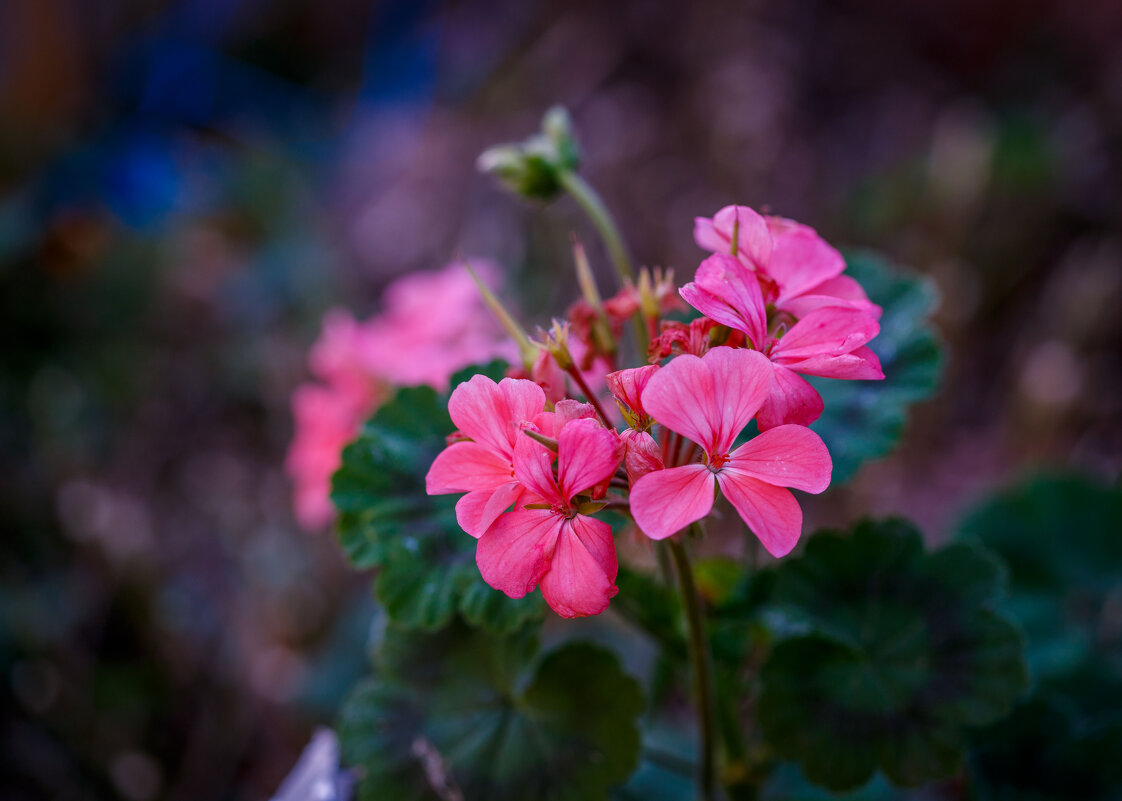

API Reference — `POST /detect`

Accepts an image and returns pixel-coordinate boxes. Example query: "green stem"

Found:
[558,170,651,359]
[668,533,717,801]
[558,170,634,283]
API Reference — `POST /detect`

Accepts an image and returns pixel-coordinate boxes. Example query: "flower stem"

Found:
[668,532,717,801]
[558,170,634,284]
[564,365,612,428]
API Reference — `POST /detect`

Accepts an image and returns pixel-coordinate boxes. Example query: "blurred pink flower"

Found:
[288,261,517,531]
[629,347,832,556]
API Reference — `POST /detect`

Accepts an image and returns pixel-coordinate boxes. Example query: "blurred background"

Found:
[2,0,1121,798]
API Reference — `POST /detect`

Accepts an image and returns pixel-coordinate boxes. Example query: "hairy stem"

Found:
[558,170,649,357]
[668,533,717,801]
[558,170,634,283]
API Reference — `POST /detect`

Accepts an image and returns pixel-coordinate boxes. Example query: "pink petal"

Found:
[694,205,773,269]
[783,345,885,380]
[727,425,832,493]
[606,365,659,425]
[765,217,846,304]
[476,509,560,598]
[620,429,664,484]
[630,464,715,540]
[531,349,568,405]
[538,515,618,618]
[448,375,546,459]
[716,472,803,557]
[455,482,524,538]
[756,366,824,430]
[770,308,880,363]
[556,419,623,504]
[641,347,773,457]
[780,275,882,320]
[426,441,513,494]
[512,434,563,506]
[679,254,768,346]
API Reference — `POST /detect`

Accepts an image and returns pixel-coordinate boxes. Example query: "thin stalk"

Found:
[557,170,634,283]
[668,533,717,801]
[564,365,611,427]
[558,171,649,357]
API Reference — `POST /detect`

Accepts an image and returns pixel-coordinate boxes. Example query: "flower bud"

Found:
[606,365,659,430]
[477,106,581,202]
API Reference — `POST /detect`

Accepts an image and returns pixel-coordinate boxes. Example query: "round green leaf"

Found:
[757,519,1028,791]
[955,473,1122,683]
[809,252,944,483]
[330,364,545,632]
[340,622,645,801]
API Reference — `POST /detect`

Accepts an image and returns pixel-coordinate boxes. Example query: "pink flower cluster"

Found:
[287,262,516,530]
[427,205,885,618]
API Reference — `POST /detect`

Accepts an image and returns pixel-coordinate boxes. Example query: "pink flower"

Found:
[693,206,880,319]
[426,375,546,537]
[629,347,832,556]
[476,418,623,618]
[680,254,883,429]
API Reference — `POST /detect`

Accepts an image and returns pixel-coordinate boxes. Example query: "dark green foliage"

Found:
[330,362,544,632]
[339,622,645,801]
[755,520,1027,791]
[809,252,943,482]
[956,474,1122,800]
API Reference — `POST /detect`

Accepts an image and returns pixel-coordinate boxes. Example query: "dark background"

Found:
[2,0,1120,798]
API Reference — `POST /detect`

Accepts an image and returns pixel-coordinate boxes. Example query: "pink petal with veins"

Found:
[694,205,773,269]
[680,254,768,346]
[784,345,885,380]
[756,366,824,431]
[770,308,880,364]
[556,419,623,504]
[716,472,803,557]
[425,441,513,494]
[539,515,618,618]
[448,375,546,458]
[641,347,773,457]
[727,426,832,493]
[476,509,560,597]
[455,482,524,538]
[766,217,847,304]
[630,464,715,540]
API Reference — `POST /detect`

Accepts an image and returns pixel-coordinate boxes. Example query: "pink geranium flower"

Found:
[425,375,546,537]
[694,205,880,319]
[629,347,832,557]
[476,418,623,618]
[680,253,884,429]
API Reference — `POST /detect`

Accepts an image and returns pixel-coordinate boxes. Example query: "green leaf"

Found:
[756,519,1028,791]
[955,473,1122,685]
[331,365,545,632]
[809,252,944,483]
[956,474,1122,800]
[340,622,645,801]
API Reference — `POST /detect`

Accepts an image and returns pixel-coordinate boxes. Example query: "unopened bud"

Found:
[477,107,581,202]
[537,320,575,371]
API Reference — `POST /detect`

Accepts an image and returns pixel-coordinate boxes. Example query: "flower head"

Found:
[476,418,623,618]
[629,347,832,556]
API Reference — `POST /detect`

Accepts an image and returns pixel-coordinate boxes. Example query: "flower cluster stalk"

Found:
[669,531,717,801]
